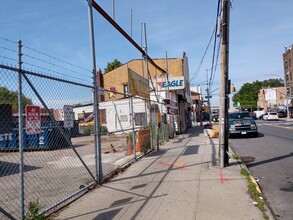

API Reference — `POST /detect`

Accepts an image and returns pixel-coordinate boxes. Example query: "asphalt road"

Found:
[229,120,293,220]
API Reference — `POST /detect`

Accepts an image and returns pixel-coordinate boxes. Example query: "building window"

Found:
[290,72,292,81]
[284,61,288,70]
[123,84,129,97]
[290,59,291,67]
[134,112,146,126]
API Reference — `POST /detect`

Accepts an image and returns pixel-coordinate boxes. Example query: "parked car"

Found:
[212,114,219,122]
[263,112,278,121]
[277,111,286,118]
[258,113,266,120]
[228,112,258,137]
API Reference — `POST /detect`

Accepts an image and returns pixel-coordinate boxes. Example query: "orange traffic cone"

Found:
[135,135,140,152]
[127,138,133,155]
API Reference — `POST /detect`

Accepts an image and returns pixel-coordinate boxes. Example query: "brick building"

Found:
[257,87,286,112]
[283,45,293,100]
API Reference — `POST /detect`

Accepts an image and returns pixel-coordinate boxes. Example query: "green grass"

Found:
[240,168,269,219]
[25,200,45,220]
[232,154,241,161]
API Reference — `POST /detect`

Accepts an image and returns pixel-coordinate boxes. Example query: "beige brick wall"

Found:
[103,58,183,101]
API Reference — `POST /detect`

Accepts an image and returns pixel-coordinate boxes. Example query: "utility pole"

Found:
[219,0,230,168]
[206,69,212,124]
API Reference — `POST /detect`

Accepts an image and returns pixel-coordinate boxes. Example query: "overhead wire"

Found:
[22,61,92,84]
[23,44,91,73]
[0,45,18,54]
[185,25,216,90]
[23,53,92,79]
[209,0,222,87]
[91,0,166,75]
[0,36,17,44]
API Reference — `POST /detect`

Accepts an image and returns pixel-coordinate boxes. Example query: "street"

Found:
[229,120,293,220]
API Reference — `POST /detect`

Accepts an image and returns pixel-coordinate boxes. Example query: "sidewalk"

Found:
[53,126,268,220]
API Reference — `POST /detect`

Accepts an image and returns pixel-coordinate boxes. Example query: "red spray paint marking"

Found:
[220,171,229,184]
[157,161,188,170]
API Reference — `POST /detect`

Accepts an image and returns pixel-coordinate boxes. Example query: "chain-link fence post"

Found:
[142,23,153,151]
[87,0,103,183]
[161,103,164,142]
[17,39,25,220]
[130,96,136,160]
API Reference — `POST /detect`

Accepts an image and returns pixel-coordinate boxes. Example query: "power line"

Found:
[209,0,222,87]
[23,44,91,73]
[0,55,17,62]
[186,25,216,90]
[22,61,92,84]
[23,53,92,79]
[0,45,18,53]
[0,36,17,44]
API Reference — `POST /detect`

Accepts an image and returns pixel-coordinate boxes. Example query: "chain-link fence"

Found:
[0,40,172,219]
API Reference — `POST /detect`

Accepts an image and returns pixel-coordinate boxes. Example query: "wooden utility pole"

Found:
[219,0,230,168]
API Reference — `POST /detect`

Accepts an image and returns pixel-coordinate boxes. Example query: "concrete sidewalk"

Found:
[53,126,269,220]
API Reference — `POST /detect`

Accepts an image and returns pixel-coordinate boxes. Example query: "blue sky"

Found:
[1,0,293,106]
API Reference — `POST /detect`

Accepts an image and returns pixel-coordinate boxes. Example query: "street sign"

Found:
[64,105,74,129]
[26,105,41,135]
[205,96,212,98]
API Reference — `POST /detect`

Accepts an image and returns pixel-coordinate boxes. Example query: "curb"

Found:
[229,145,276,220]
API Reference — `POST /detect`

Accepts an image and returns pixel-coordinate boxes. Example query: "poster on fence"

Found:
[128,68,149,99]
[26,105,41,135]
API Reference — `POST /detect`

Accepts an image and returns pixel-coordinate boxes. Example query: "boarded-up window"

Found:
[99,109,107,124]
[135,112,146,126]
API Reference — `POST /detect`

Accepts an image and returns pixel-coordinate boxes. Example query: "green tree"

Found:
[232,78,283,110]
[104,59,122,73]
[0,87,32,109]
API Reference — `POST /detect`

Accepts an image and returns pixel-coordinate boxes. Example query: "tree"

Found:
[0,87,32,109]
[104,59,122,73]
[232,78,283,110]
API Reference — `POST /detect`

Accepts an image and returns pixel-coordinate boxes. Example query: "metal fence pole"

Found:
[87,0,103,183]
[161,103,164,141]
[17,39,25,220]
[142,23,153,151]
[130,96,136,160]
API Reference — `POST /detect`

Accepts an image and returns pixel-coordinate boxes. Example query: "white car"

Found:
[263,112,278,121]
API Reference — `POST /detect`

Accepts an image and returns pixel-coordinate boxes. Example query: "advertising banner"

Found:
[26,105,41,135]
[156,76,185,91]
[128,68,149,99]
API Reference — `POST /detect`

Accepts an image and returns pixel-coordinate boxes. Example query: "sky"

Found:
[1,0,293,107]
